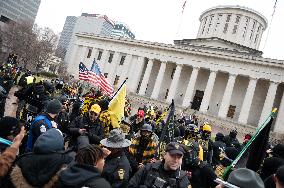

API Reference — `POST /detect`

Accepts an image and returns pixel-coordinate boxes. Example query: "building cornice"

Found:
[75,33,284,69]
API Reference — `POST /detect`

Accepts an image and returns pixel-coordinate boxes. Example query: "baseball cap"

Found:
[90,104,101,114]
[137,110,145,118]
[165,142,185,155]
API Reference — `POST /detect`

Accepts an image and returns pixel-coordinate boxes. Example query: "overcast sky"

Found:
[35,0,283,60]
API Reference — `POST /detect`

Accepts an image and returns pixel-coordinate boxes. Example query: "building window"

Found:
[113,75,120,86]
[201,17,207,35]
[87,49,92,58]
[223,23,228,33]
[252,21,256,29]
[242,17,250,38]
[170,68,176,79]
[97,51,103,60]
[249,31,254,40]
[108,53,114,63]
[254,34,259,44]
[207,15,214,33]
[232,25,238,34]
[215,14,222,31]
[104,73,108,78]
[226,14,231,22]
[119,55,126,65]
[235,15,241,24]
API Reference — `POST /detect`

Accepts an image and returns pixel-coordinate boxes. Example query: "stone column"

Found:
[108,52,120,84]
[200,70,217,113]
[238,77,257,124]
[99,50,109,70]
[129,56,145,93]
[218,73,237,118]
[88,48,98,69]
[258,81,279,125]
[119,54,133,85]
[138,59,153,95]
[79,46,88,63]
[182,67,199,107]
[274,90,284,133]
[166,64,182,103]
[67,44,79,73]
[151,62,166,99]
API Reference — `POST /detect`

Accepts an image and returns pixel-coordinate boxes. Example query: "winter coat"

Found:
[10,129,73,188]
[58,163,111,188]
[69,115,104,147]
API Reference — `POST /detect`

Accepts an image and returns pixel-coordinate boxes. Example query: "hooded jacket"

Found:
[58,163,111,188]
[10,129,73,188]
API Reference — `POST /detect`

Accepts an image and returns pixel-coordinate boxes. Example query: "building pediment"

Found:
[174,37,263,56]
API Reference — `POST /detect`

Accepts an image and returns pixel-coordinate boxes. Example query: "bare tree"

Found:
[0,22,58,71]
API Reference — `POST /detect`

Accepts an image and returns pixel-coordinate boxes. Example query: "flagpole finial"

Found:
[272,108,278,114]
[272,108,278,113]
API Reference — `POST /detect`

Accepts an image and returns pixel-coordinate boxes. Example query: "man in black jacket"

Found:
[100,129,132,188]
[129,142,190,188]
[69,104,104,149]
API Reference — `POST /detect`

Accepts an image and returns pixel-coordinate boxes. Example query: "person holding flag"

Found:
[99,78,126,136]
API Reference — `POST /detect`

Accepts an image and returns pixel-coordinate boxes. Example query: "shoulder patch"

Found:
[118,169,125,180]
[40,125,47,133]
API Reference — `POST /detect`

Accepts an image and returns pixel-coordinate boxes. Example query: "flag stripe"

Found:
[78,60,114,96]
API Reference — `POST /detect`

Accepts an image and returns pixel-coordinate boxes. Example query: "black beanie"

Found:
[46,99,62,114]
[98,99,109,111]
[0,116,20,138]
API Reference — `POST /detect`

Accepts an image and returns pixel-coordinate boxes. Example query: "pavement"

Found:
[4,86,19,117]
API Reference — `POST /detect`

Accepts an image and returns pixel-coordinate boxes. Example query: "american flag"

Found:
[79,62,89,81]
[78,60,114,96]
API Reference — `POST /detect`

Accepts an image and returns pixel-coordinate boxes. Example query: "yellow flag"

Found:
[108,83,126,128]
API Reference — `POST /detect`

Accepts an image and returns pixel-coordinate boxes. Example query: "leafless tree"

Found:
[0,22,58,71]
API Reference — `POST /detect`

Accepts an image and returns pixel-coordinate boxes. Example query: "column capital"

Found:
[269,80,281,84]
[209,69,218,73]
[176,64,183,68]
[248,76,258,81]
[192,66,200,70]
[228,73,238,77]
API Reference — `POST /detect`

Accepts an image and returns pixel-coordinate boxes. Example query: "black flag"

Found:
[155,100,175,158]
[246,117,274,172]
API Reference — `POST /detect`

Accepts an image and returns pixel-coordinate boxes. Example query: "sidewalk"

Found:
[4,86,19,117]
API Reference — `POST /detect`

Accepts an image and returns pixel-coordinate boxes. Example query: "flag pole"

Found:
[155,100,175,159]
[110,77,128,100]
[222,108,278,179]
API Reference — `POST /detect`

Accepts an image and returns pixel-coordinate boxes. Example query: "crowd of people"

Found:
[0,55,284,188]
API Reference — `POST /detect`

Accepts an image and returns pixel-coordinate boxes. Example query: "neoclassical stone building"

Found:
[66,5,284,135]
